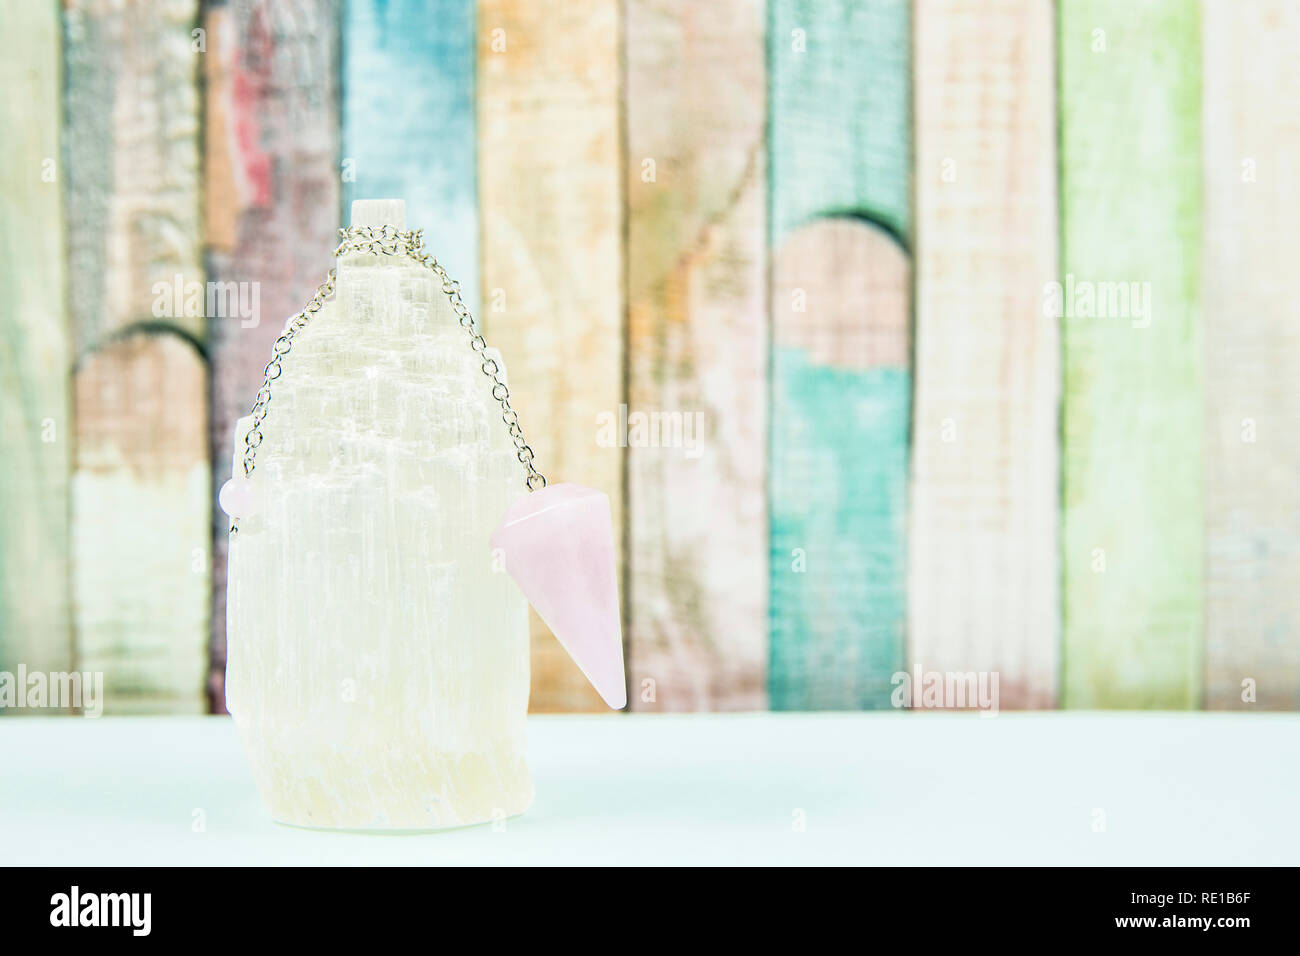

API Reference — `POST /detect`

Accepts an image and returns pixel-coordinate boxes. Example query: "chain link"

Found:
[240,225,547,493]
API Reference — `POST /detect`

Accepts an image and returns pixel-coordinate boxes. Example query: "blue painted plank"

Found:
[342,0,478,310]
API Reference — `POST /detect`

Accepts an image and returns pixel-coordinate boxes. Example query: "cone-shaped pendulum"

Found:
[490,484,626,709]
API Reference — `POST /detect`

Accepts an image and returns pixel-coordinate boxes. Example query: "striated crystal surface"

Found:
[226,200,532,829]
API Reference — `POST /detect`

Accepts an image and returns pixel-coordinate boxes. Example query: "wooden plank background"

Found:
[0,1,73,687]
[768,0,911,709]
[478,0,624,712]
[203,0,341,712]
[64,0,210,713]
[1059,0,1203,708]
[342,0,478,311]
[625,0,768,711]
[1202,0,1300,711]
[1,2,1297,715]
[909,0,1059,708]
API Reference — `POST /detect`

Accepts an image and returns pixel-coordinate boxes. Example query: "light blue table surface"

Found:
[1,713,1295,865]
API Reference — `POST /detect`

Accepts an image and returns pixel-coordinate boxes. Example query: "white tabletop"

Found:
[1,713,1294,865]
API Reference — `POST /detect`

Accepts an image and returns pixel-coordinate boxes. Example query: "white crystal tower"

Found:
[226,200,532,829]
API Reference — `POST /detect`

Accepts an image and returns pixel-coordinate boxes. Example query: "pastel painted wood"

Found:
[768,0,910,709]
[73,336,210,712]
[770,222,910,709]
[1059,1,1203,708]
[769,0,910,240]
[1202,0,1300,710]
[64,0,209,712]
[625,0,767,711]
[0,1,73,685]
[478,0,623,711]
[342,0,478,311]
[909,0,1059,709]
[203,0,340,712]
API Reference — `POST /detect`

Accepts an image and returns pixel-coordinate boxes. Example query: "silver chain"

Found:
[240,225,547,493]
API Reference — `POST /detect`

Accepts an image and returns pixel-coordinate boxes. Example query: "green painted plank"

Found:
[909,0,1059,708]
[0,0,73,692]
[625,0,768,711]
[768,0,911,709]
[1202,0,1300,710]
[342,0,477,311]
[1060,1,1202,708]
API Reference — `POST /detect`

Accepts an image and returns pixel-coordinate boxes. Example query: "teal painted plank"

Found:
[342,0,477,310]
[769,341,910,709]
[769,0,910,240]
[769,220,911,710]
[1060,1,1202,707]
[768,0,911,710]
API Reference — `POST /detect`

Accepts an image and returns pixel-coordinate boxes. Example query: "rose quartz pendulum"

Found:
[490,484,626,709]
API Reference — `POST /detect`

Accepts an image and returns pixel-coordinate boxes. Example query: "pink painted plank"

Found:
[203,0,341,712]
[625,0,768,711]
[1203,0,1300,710]
[909,0,1060,709]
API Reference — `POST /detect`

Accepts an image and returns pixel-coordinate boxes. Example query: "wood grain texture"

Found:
[625,0,767,711]
[909,0,1059,709]
[1059,1,1202,708]
[769,0,910,241]
[768,0,910,709]
[1202,0,1300,710]
[770,222,909,710]
[342,0,477,311]
[65,0,209,712]
[73,334,210,712]
[478,0,622,712]
[0,1,73,687]
[203,0,340,713]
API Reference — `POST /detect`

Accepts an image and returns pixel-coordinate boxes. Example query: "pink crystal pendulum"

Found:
[490,484,626,709]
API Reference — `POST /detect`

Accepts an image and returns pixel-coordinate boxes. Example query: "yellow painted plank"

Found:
[478,0,623,711]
